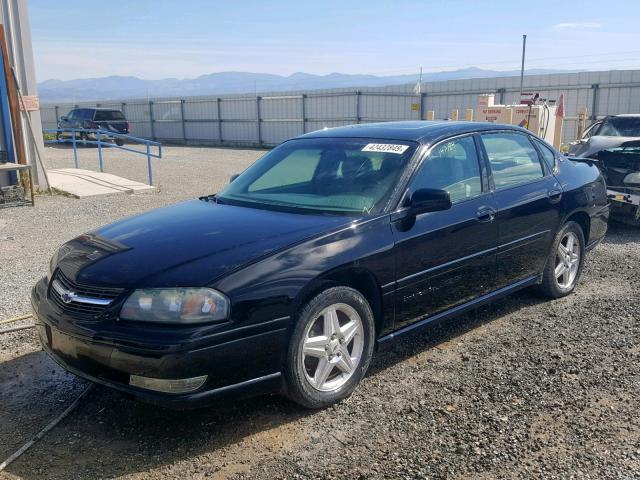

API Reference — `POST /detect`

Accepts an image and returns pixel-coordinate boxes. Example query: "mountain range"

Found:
[38,67,572,103]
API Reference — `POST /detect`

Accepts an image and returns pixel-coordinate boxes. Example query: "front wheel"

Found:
[537,221,585,298]
[284,287,375,408]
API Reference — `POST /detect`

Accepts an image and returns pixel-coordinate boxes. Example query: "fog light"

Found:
[129,374,207,394]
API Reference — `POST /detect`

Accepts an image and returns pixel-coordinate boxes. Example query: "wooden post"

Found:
[0,25,29,194]
[426,110,435,121]
[0,25,26,165]
[465,109,474,121]
[451,109,459,121]
[577,107,588,139]
[553,117,563,149]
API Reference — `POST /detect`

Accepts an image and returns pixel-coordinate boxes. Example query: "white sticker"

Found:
[361,143,409,154]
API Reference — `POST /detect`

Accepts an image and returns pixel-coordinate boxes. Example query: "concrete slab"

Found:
[47,168,154,198]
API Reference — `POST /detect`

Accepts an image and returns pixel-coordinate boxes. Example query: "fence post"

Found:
[497,87,506,105]
[97,131,104,172]
[256,96,262,145]
[355,90,361,123]
[216,97,223,143]
[71,130,78,168]
[54,105,59,123]
[420,93,426,120]
[590,84,599,121]
[148,100,155,140]
[146,143,153,185]
[180,99,187,143]
[301,94,306,134]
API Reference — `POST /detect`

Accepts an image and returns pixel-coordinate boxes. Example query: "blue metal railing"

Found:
[43,128,162,185]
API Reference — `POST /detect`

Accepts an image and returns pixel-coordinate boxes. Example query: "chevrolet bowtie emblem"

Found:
[60,289,77,304]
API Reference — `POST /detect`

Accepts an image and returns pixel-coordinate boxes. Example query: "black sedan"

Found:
[32,121,609,409]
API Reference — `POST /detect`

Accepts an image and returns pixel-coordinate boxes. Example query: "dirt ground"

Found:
[1,145,639,479]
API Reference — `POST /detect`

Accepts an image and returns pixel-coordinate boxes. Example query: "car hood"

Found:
[570,135,640,158]
[56,199,353,289]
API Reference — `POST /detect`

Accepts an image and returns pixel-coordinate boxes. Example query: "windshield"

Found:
[94,110,126,121]
[598,117,640,137]
[217,137,417,215]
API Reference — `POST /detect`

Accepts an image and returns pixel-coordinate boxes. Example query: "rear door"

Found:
[478,131,562,287]
[392,134,499,330]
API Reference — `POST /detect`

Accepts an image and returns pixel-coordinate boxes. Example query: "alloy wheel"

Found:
[555,231,580,289]
[301,303,364,392]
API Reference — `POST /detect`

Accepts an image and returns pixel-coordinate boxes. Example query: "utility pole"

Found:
[519,34,527,100]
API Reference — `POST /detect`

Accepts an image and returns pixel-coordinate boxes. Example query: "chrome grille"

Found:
[49,270,124,318]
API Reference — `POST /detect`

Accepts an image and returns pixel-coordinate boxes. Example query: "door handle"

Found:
[547,189,563,203]
[476,206,496,223]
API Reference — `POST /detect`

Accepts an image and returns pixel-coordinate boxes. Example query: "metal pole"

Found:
[146,143,152,185]
[97,131,103,172]
[54,105,59,124]
[148,100,155,140]
[519,34,527,99]
[256,96,262,145]
[180,99,186,142]
[71,130,78,168]
[420,93,426,120]
[590,84,599,121]
[301,94,306,134]
[355,90,361,123]
[216,97,222,143]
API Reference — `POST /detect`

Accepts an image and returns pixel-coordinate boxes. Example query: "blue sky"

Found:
[29,0,640,81]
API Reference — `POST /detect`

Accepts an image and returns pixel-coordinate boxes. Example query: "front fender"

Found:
[214,215,395,333]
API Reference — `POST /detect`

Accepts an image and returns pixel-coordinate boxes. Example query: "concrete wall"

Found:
[41,69,640,147]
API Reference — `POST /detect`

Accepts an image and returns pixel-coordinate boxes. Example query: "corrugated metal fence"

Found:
[40,69,640,147]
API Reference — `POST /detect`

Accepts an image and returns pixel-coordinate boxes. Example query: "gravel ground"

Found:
[1,145,639,479]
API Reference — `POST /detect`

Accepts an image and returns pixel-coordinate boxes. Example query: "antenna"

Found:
[519,34,527,98]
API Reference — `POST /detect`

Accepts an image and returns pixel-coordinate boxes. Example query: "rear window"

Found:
[93,110,126,121]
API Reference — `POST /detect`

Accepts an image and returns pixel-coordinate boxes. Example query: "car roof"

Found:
[297,120,529,144]
[610,114,640,118]
[73,107,121,111]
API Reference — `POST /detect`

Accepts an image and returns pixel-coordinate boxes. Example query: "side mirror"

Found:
[409,188,452,214]
[229,173,240,183]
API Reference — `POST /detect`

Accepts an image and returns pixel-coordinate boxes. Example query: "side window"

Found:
[480,132,544,191]
[532,138,556,170]
[66,110,77,120]
[582,121,601,139]
[410,135,482,204]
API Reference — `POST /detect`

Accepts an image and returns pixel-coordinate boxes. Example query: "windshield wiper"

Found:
[199,194,225,204]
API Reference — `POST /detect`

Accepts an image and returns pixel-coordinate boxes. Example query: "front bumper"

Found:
[32,277,288,408]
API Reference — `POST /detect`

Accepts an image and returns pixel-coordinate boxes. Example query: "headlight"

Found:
[623,172,640,186]
[47,251,59,281]
[120,288,230,324]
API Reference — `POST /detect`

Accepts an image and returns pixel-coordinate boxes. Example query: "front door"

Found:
[392,134,499,330]
[478,131,562,286]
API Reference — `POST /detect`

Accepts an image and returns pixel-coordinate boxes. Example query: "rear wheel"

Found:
[115,139,124,146]
[285,287,375,408]
[538,221,585,298]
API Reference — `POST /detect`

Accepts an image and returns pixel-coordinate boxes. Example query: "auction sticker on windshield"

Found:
[362,143,410,154]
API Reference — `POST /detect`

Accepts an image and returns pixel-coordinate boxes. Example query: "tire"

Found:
[284,287,375,409]
[115,139,124,147]
[537,221,586,298]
